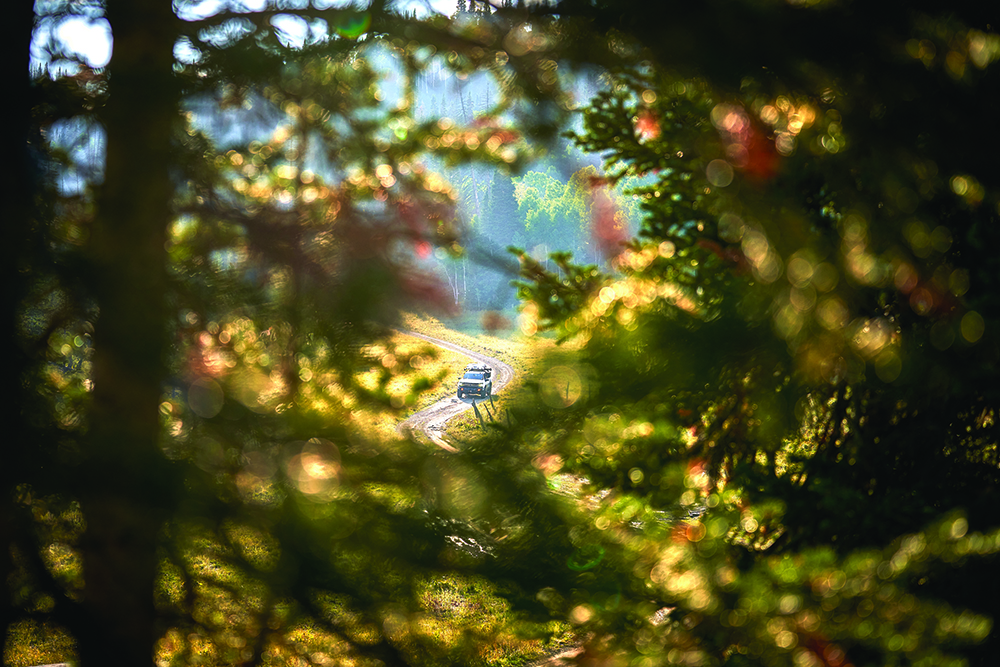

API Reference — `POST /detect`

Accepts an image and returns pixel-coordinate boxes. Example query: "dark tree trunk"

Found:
[2,0,40,646]
[78,1,180,664]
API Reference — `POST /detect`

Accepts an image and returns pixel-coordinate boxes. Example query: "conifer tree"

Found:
[511,2,1000,666]
[481,169,523,253]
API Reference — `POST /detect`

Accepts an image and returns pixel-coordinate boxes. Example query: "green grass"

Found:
[5,314,572,667]
[402,311,556,385]
[401,311,570,444]
[4,620,77,667]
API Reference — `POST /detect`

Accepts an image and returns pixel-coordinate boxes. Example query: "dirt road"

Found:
[397,331,515,450]
[397,331,585,664]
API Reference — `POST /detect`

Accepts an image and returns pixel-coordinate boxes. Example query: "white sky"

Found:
[33,0,458,71]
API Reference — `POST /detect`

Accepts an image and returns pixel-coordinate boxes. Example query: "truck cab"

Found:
[457,363,493,400]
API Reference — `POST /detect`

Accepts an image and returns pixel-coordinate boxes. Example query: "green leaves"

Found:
[503,4,1000,666]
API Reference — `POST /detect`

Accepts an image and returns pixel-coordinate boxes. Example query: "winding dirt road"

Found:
[398,331,515,451]
[397,331,584,665]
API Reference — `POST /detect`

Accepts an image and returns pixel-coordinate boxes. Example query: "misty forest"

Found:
[6,1,1000,666]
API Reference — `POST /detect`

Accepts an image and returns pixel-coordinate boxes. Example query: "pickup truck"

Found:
[457,363,492,400]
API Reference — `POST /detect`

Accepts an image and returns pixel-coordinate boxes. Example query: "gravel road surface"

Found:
[397,331,515,450]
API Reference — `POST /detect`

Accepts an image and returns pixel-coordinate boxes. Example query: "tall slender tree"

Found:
[81,0,178,656]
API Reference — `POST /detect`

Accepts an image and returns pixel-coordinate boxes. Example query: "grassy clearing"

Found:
[401,311,557,393]
[4,620,76,667]
[400,312,570,445]
[6,313,570,667]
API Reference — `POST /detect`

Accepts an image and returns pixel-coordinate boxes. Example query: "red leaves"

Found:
[414,240,432,259]
[634,108,661,142]
[589,187,628,261]
[481,310,511,333]
[472,116,521,150]
[695,238,750,273]
[801,634,854,667]
[398,270,457,314]
[739,121,781,182]
[713,103,780,182]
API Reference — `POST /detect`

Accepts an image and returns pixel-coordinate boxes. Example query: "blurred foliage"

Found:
[7,1,1000,667]
[510,1,1000,666]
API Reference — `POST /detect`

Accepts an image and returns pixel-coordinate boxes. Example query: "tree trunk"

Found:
[77,1,179,664]
[3,0,39,645]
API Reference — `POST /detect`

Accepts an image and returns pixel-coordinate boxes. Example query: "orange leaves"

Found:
[471,116,522,156]
[634,108,661,142]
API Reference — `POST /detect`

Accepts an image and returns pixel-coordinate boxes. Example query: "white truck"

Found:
[456,363,493,400]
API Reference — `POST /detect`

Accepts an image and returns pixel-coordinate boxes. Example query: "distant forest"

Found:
[46,43,641,314]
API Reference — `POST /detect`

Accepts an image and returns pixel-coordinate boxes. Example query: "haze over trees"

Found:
[7,1,1000,667]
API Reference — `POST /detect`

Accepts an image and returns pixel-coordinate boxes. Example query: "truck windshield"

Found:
[463,372,484,380]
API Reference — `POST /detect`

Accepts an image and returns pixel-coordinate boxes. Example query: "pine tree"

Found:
[511,3,1000,666]
[481,169,523,252]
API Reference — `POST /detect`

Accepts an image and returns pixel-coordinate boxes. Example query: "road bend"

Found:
[397,331,515,451]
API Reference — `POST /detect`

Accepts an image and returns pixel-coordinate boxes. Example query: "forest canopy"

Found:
[7,1,1000,667]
